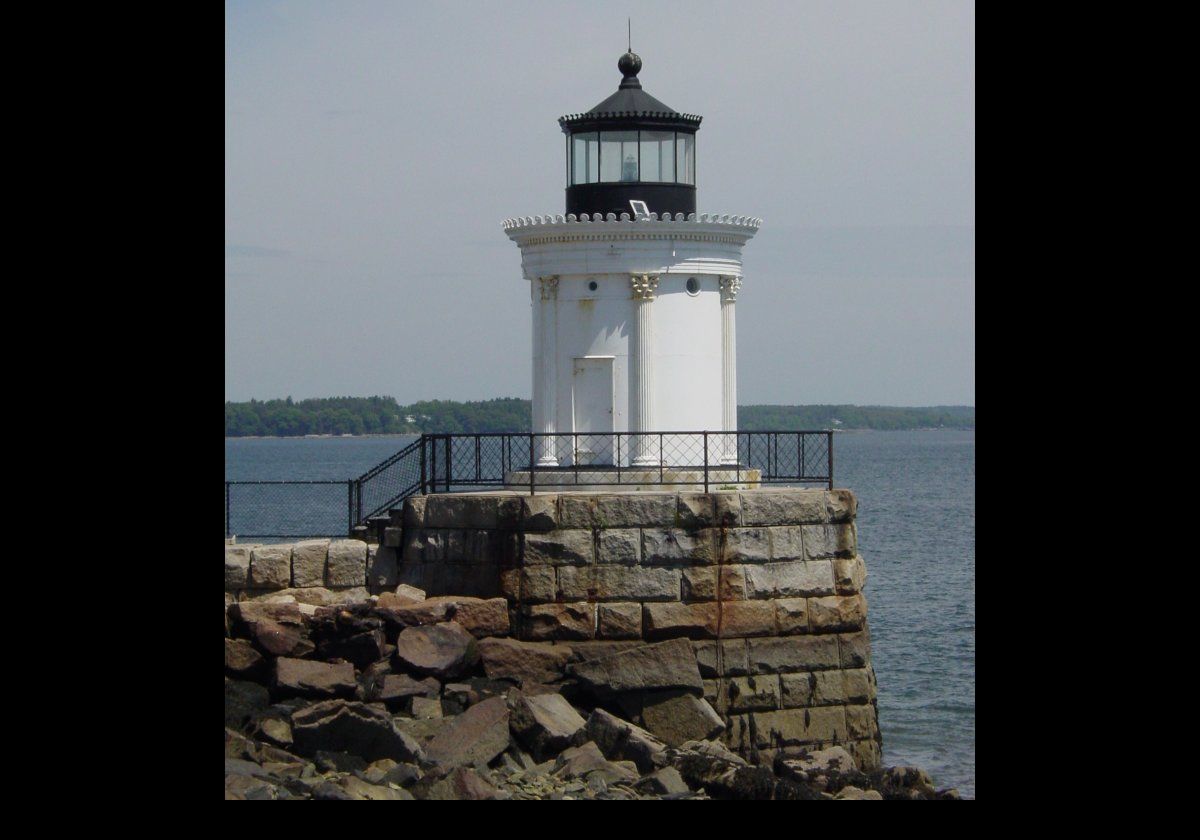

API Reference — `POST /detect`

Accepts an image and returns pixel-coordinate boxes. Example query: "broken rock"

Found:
[584,708,669,774]
[478,637,572,686]
[224,638,264,676]
[774,746,868,793]
[635,766,691,796]
[291,700,425,764]
[639,690,725,747]
[338,775,414,800]
[229,601,308,658]
[554,741,639,784]
[423,695,511,770]
[508,690,587,762]
[394,621,478,679]
[422,766,506,800]
[375,674,440,709]
[273,658,357,700]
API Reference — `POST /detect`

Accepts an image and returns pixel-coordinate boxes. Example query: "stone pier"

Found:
[385,488,881,769]
[225,487,881,771]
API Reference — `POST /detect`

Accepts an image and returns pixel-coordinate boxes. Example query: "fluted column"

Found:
[530,279,540,457]
[630,273,659,466]
[536,275,559,466]
[719,275,742,465]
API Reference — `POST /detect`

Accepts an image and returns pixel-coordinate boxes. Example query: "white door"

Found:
[572,357,614,465]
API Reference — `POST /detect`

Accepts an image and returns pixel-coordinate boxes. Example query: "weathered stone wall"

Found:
[381,488,881,770]
[225,539,399,604]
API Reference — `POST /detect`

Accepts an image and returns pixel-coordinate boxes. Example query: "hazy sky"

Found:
[225,0,974,406]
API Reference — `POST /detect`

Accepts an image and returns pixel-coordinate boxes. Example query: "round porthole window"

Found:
[588,280,598,291]
[686,277,700,296]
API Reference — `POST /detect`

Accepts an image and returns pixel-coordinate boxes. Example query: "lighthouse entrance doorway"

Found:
[571,356,615,466]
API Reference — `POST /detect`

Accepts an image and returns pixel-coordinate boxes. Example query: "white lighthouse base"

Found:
[503,465,761,493]
[504,214,760,447]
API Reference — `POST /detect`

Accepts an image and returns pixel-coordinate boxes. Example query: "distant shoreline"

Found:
[225,397,974,438]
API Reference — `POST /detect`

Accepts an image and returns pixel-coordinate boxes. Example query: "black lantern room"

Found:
[559,51,701,219]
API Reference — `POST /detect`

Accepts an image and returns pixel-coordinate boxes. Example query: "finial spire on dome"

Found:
[618,17,641,88]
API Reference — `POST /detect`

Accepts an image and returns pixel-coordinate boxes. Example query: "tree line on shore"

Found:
[224,397,974,437]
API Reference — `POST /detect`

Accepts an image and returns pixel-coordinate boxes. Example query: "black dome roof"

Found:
[559,52,701,134]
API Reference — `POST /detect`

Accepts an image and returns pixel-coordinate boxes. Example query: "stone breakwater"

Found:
[225,591,960,800]
[224,489,964,800]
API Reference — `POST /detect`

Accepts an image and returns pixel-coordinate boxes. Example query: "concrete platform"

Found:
[503,465,762,492]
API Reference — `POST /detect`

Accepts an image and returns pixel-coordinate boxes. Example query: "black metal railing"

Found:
[355,436,424,525]
[225,430,833,539]
[413,430,833,496]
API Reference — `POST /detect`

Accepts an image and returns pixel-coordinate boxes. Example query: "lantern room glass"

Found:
[639,131,674,183]
[571,133,599,185]
[568,130,696,185]
[600,131,639,182]
[676,133,695,185]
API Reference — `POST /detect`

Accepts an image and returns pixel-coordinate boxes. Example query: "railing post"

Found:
[827,431,834,491]
[444,435,451,492]
[736,432,741,486]
[703,432,709,493]
[529,433,535,496]
[225,481,231,538]
[347,479,354,534]
[616,433,622,484]
[420,435,427,495]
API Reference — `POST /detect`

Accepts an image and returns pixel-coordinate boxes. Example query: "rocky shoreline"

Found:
[225,585,964,800]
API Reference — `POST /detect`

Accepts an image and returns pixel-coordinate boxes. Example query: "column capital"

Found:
[630,273,660,301]
[719,275,742,303]
[537,275,560,300]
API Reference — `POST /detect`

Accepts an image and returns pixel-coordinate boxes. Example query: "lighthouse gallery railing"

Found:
[224,430,833,540]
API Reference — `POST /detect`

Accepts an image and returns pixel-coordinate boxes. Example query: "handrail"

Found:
[358,436,422,482]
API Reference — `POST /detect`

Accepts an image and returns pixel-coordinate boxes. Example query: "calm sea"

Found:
[225,429,975,797]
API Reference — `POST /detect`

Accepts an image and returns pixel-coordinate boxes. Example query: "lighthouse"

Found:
[503,50,760,480]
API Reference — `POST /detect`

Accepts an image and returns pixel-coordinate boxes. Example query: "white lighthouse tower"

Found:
[504,50,760,482]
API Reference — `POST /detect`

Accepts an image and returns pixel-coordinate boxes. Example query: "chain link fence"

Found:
[224,480,353,540]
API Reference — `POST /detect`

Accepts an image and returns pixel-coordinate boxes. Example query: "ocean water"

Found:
[834,430,975,798]
[225,429,975,797]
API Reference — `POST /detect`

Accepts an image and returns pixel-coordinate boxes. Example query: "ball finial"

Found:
[618,51,641,78]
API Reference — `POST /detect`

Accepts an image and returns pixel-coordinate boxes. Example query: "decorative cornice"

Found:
[557,112,703,136]
[518,233,749,248]
[559,111,703,122]
[719,275,742,303]
[630,273,660,301]
[503,212,761,230]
